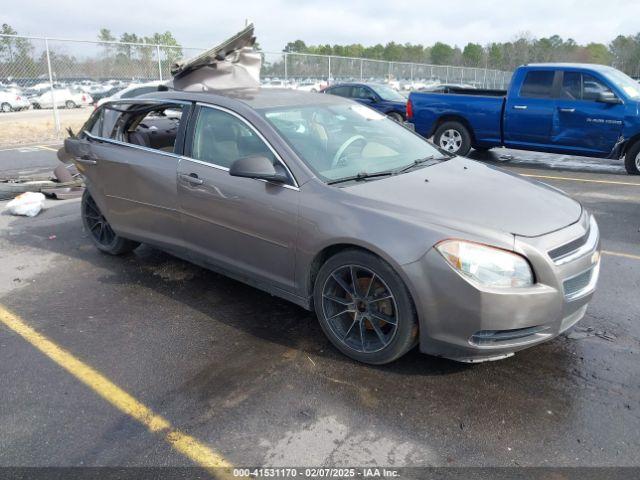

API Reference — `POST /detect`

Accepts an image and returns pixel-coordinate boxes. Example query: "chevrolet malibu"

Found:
[61,88,601,364]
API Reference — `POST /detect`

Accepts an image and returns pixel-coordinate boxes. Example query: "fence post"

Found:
[44,38,60,137]
[328,55,331,83]
[360,58,363,81]
[410,63,414,83]
[156,44,163,81]
[284,52,288,82]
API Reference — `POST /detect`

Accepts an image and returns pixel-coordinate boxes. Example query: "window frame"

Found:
[81,99,193,159]
[183,102,299,189]
[518,70,558,99]
[556,70,619,103]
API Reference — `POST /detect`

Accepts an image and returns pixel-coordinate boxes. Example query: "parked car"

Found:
[297,80,324,93]
[91,86,124,105]
[417,83,476,93]
[31,88,93,109]
[408,63,640,174]
[323,82,407,122]
[96,81,165,107]
[61,88,600,365]
[0,88,30,112]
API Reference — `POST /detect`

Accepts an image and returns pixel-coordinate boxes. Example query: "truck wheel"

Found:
[387,112,404,123]
[434,121,471,156]
[624,141,640,175]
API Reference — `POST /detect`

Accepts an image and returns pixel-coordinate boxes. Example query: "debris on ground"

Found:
[4,192,46,217]
[566,326,617,342]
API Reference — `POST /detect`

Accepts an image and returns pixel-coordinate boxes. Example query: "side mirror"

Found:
[229,155,288,183]
[597,91,622,104]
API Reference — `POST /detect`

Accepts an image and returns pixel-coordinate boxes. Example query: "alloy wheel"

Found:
[321,264,398,353]
[636,151,640,171]
[439,129,463,153]
[84,195,116,246]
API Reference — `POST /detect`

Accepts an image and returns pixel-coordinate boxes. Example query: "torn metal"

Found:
[169,24,261,91]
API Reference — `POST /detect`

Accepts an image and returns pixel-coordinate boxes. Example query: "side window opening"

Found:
[191,107,278,171]
[520,71,555,98]
[114,103,184,153]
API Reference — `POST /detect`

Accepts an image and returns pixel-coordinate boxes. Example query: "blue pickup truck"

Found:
[407,63,640,174]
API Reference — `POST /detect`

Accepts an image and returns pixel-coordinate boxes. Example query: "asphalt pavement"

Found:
[0,150,638,473]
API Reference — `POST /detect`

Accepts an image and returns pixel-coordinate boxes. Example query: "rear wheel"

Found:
[65,100,76,109]
[81,190,139,255]
[434,121,471,156]
[624,140,640,175]
[313,250,418,364]
[1,103,12,113]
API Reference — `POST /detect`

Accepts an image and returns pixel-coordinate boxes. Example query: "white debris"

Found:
[4,192,46,217]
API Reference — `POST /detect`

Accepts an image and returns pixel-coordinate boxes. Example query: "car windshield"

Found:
[261,102,445,183]
[602,68,640,99]
[369,84,405,102]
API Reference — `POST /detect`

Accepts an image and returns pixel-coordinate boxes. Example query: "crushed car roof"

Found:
[138,88,348,109]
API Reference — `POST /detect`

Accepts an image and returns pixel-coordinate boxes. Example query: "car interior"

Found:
[120,105,183,152]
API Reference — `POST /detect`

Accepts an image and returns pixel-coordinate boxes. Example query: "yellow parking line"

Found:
[0,305,232,475]
[603,250,640,261]
[521,174,640,187]
[37,145,60,152]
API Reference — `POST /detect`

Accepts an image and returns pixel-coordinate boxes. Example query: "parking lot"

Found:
[0,146,638,473]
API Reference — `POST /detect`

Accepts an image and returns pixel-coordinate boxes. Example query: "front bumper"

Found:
[403,213,600,362]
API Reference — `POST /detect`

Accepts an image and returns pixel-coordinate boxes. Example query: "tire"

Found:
[434,121,472,156]
[65,100,76,109]
[81,190,139,255]
[313,249,418,364]
[387,112,404,123]
[1,102,12,113]
[624,141,640,175]
[32,103,41,110]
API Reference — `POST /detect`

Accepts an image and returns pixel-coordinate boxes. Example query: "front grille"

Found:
[548,229,590,262]
[470,325,548,346]
[563,268,593,299]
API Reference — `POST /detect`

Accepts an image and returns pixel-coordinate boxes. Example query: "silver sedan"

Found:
[61,88,600,364]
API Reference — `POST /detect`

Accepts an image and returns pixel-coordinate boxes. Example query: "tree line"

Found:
[283,34,640,76]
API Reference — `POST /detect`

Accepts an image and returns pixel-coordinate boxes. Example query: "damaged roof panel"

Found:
[169,24,261,92]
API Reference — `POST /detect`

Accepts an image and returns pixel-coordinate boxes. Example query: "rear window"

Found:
[520,71,555,98]
[327,86,351,97]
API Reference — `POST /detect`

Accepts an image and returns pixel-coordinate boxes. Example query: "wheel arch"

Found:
[430,114,476,144]
[621,133,640,157]
[306,242,420,321]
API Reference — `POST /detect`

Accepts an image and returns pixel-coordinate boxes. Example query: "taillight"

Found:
[82,95,86,102]
[16,96,21,100]
[406,99,413,120]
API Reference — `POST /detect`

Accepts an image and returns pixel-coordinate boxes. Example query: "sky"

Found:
[3,0,640,52]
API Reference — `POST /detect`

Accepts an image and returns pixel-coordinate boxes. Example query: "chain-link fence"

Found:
[0,34,512,145]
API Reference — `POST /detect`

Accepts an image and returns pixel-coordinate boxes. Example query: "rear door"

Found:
[177,104,299,292]
[81,101,190,248]
[503,69,557,148]
[551,71,625,156]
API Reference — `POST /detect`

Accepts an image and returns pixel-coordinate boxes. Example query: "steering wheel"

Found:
[331,135,367,168]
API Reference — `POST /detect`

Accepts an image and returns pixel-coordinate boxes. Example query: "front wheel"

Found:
[1,102,12,113]
[624,141,640,175]
[65,100,76,109]
[313,250,418,364]
[81,190,139,255]
[434,121,471,156]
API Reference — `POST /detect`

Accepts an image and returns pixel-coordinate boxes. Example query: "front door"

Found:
[551,71,625,156]
[177,105,299,292]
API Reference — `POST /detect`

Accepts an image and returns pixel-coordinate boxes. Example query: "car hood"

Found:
[342,157,582,237]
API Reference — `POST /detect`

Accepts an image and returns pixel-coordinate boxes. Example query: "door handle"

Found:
[513,105,528,110]
[77,155,97,165]
[179,173,204,185]
[559,108,575,113]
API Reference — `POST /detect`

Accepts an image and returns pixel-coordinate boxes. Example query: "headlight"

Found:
[436,240,534,288]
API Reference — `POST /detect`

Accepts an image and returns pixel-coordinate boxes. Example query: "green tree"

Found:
[462,43,483,66]
[430,42,455,65]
